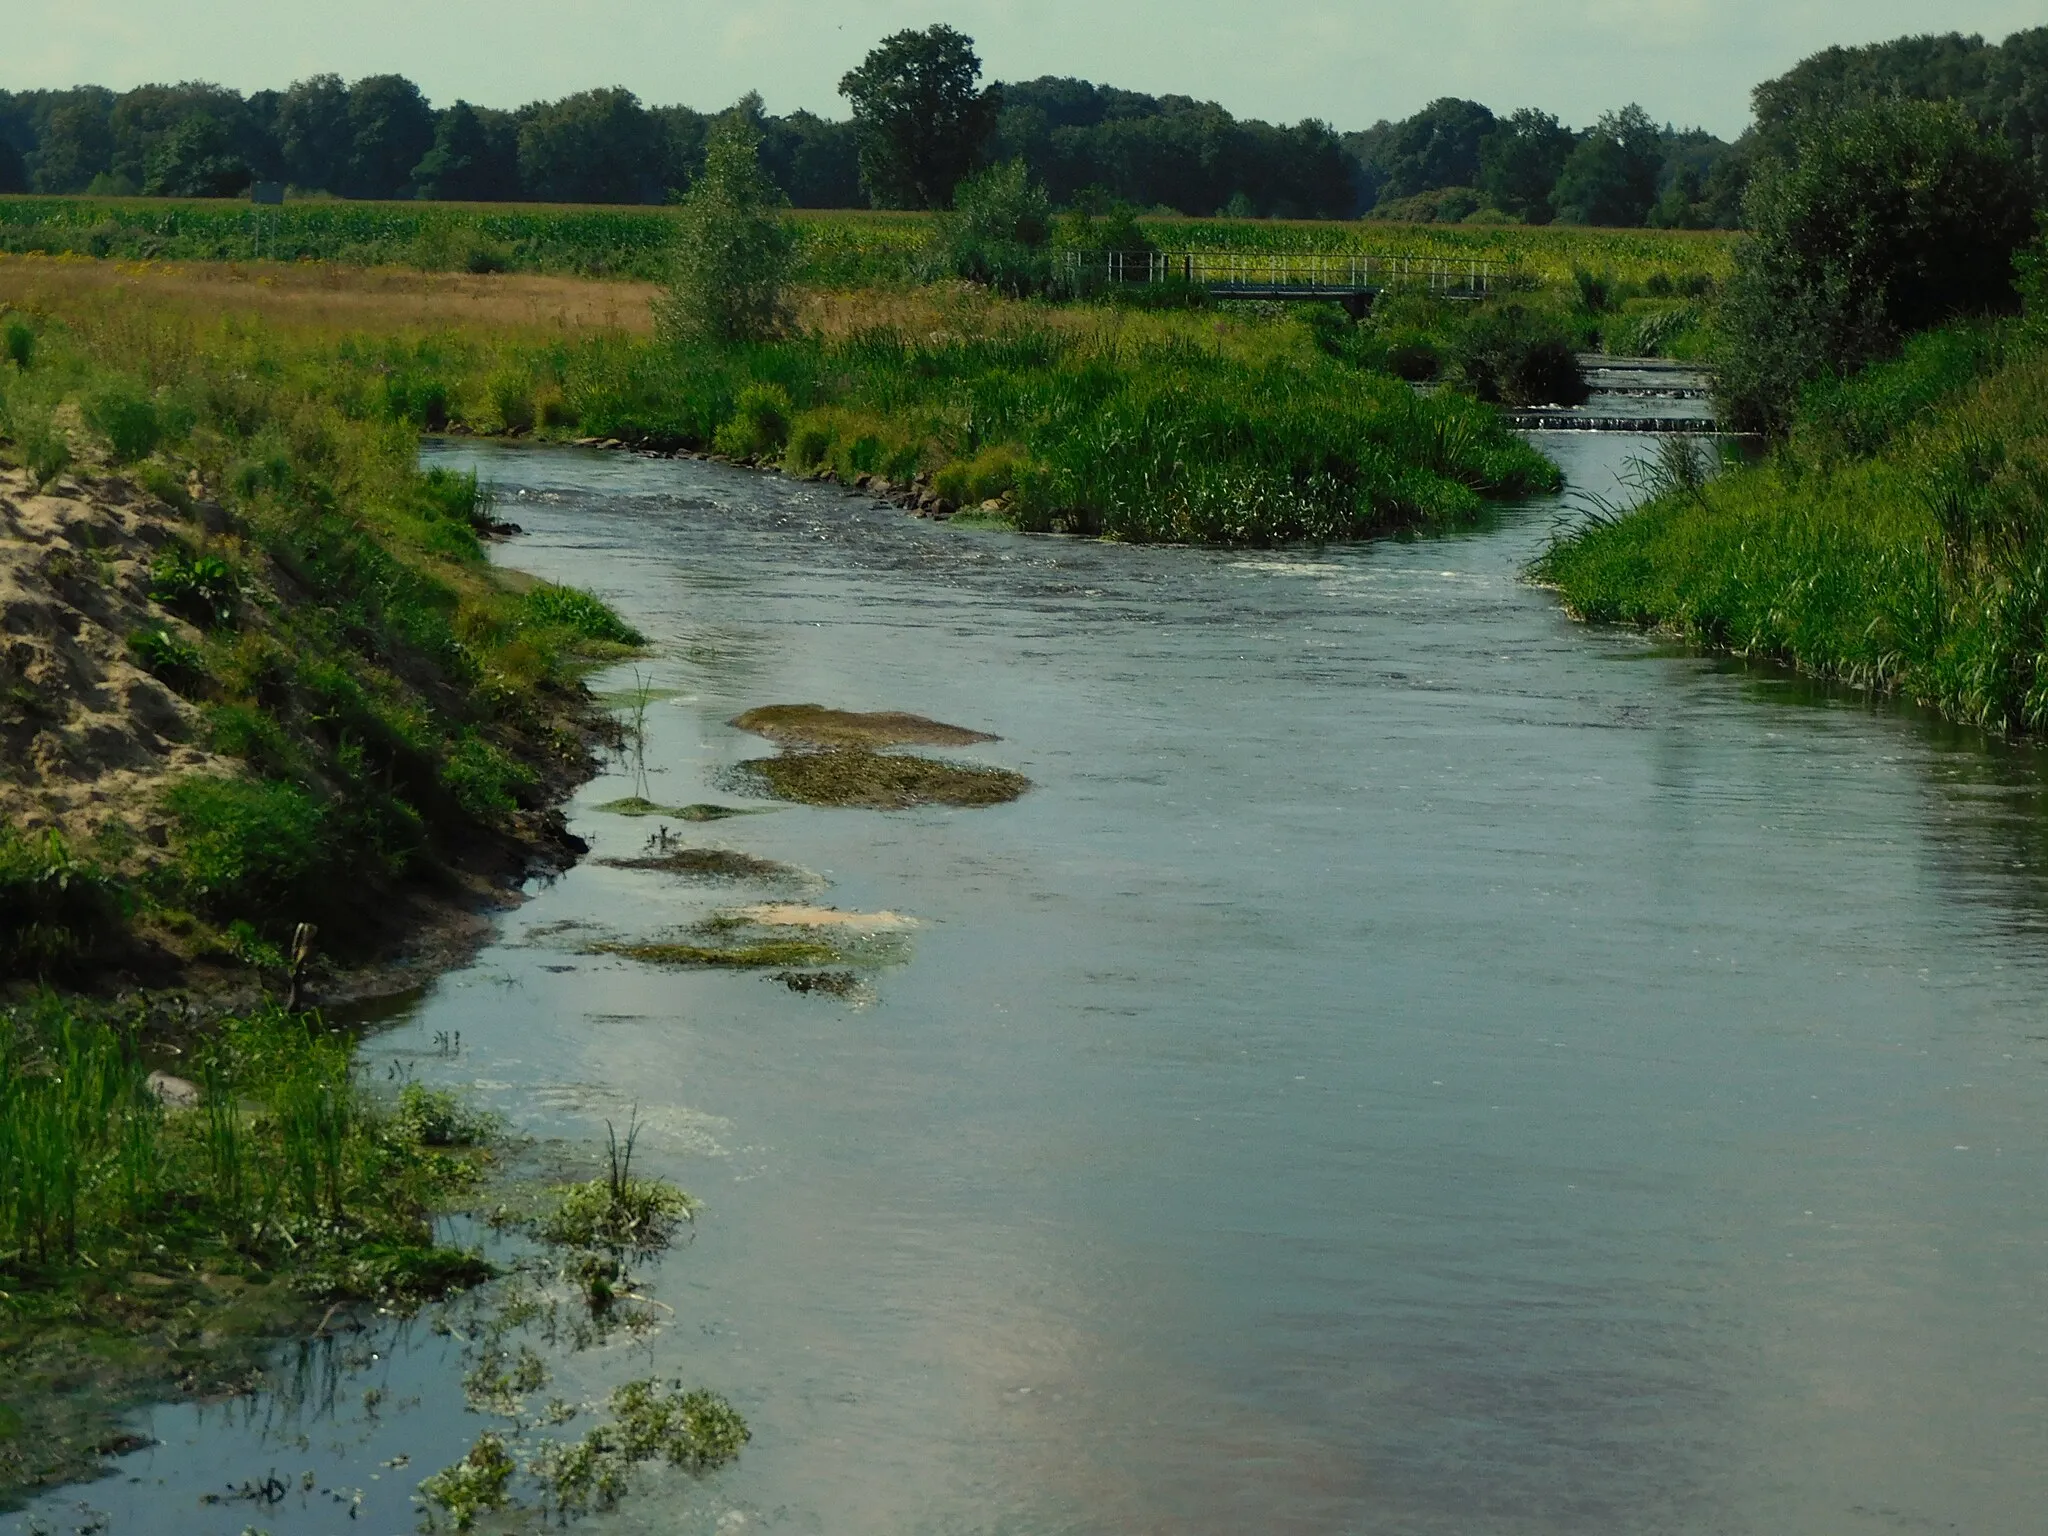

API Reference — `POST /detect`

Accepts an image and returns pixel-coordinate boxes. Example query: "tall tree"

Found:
[1550,105,1663,225]
[839,25,1000,209]
[29,96,114,193]
[275,74,352,192]
[1479,109,1574,222]
[1371,98,1496,202]
[517,88,661,203]
[344,75,434,199]
[411,101,519,200]
[142,113,251,197]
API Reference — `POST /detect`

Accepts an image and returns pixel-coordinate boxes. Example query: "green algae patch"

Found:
[597,848,802,883]
[731,704,997,751]
[593,796,765,821]
[587,937,843,969]
[732,749,1028,809]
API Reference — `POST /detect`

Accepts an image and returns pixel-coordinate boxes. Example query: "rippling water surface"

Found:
[23,434,2048,1535]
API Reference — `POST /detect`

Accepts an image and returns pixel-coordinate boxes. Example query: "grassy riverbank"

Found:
[1538,318,2048,733]
[0,275,643,989]
[1,260,1561,546]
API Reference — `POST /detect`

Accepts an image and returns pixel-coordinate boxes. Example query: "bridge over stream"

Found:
[1060,251,1496,315]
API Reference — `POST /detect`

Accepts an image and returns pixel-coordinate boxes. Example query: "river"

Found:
[17,432,2048,1535]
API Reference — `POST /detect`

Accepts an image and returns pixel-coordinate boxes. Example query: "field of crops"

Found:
[0,196,1737,290]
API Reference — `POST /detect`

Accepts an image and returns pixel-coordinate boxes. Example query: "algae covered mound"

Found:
[731,704,998,750]
[733,748,1027,809]
[593,796,761,821]
[597,848,802,882]
[588,936,843,968]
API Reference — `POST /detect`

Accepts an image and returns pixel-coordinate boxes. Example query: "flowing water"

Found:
[20,433,2048,1535]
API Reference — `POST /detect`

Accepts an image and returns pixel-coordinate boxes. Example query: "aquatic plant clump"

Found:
[733,749,1029,808]
[418,1430,516,1532]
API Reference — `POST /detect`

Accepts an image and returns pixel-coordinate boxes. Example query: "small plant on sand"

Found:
[149,546,239,628]
[10,406,71,490]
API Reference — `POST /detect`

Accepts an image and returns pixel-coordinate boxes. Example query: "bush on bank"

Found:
[1537,294,2048,736]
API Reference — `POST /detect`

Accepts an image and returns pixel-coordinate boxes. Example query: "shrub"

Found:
[933,442,1028,506]
[418,465,493,533]
[441,730,533,819]
[83,382,161,463]
[134,462,193,514]
[126,626,208,694]
[942,160,1053,297]
[149,547,239,628]
[161,776,330,916]
[1383,335,1443,381]
[205,702,294,773]
[656,115,796,345]
[3,317,31,371]
[712,382,793,459]
[1448,305,1588,405]
[519,582,643,645]
[486,371,536,434]
[382,374,451,429]
[1719,98,2036,436]
[0,830,128,974]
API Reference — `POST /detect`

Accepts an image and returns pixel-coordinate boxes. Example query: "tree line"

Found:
[0,25,2041,226]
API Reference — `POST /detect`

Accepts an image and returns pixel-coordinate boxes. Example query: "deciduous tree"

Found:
[839,25,999,209]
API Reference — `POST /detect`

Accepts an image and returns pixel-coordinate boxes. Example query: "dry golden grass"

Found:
[0,253,661,337]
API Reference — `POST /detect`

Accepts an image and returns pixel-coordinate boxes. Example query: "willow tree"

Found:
[655,114,796,345]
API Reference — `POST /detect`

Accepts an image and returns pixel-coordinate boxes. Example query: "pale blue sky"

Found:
[9,0,2042,140]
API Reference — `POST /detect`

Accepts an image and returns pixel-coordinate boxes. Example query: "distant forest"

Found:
[0,26,2042,227]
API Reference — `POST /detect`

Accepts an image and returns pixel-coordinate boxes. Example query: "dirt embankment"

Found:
[0,460,609,1005]
[0,462,231,850]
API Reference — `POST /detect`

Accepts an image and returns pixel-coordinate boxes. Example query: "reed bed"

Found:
[0,996,490,1293]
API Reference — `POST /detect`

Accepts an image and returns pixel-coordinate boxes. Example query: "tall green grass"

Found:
[1537,318,2048,735]
[310,318,1561,542]
[0,996,487,1289]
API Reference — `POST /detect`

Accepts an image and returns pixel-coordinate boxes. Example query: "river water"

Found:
[20,433,2048,1535]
